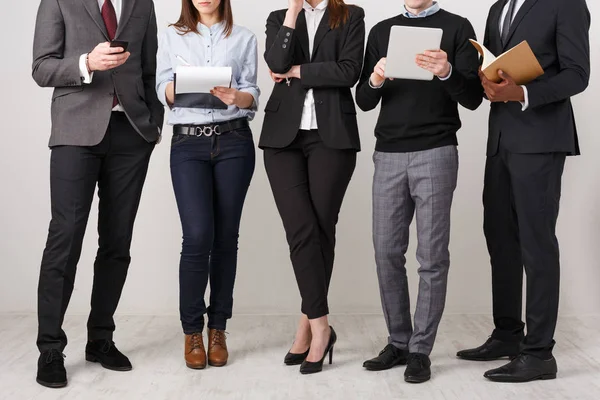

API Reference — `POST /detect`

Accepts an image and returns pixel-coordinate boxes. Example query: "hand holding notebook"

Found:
[470,39,544,85]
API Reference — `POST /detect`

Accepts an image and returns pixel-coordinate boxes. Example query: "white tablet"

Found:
[385,26,444,81]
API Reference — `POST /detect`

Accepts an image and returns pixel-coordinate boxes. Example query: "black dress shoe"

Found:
[484,354,557,383]
[299,326,337,375]
[284,348,310,366]
[363,344,408,371]
[85,340,132,371]
[457,337,520,361]
[404,353,431,383]
[36,349,67,388]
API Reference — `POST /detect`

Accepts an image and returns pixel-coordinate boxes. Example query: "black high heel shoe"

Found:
[299,326,337,375]
[284,348,310,366]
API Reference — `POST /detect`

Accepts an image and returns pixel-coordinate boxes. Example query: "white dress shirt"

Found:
[299,0,328,130]
[499,0,529,111]
[79,0,123,111]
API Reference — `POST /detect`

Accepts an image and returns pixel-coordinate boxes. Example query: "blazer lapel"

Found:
[489,1,504,55]
[295,11,310,62]
[311,9,332,60]
[115,0,136,39]
[82,0,109,40]
[503,0,540,50]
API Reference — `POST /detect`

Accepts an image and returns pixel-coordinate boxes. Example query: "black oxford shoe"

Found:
[404,353,431,383]
[85,340,132,371]
[457,337,520,361]
[363,344,408,371]
[36,349,67,388]
[484,354,557,383]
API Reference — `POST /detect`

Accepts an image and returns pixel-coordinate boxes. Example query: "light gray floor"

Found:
[1,314,599,400]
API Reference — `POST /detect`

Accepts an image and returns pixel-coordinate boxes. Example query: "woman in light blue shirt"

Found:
[156,0,259,370]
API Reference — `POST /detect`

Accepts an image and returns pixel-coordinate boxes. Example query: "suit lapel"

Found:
[295,11,310,62]
[115,0,136,39]
[82,0,109,40]
[503,0,540,50]
[489,1,505,55]
[312,9,332,60]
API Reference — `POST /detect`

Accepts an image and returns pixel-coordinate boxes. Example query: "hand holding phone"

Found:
[87,42,130,72]
[110,41,129,54]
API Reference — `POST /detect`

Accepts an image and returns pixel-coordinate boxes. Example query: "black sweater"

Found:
[356,10,483,153]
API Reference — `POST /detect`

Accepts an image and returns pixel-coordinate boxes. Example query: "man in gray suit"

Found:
[32,0,163,388]
[355,0,482,383]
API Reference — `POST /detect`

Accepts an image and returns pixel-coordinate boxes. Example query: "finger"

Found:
[214,87,233,93]
[107,46,125,54]
[374,66,385,77]
[424,50,442,58]
[498,69,514,83]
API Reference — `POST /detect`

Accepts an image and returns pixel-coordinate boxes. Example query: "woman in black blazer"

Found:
[259,0,365,374]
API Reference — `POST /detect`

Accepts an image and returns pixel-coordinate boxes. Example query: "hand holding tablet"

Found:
[382,26,445,82]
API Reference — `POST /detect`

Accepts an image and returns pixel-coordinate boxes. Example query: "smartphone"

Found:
[110,41,129,53]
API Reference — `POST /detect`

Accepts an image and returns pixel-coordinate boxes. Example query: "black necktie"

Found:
[501,0,517,46]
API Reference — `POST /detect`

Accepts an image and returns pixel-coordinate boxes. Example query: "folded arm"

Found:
[526,0,591,109]
[356,26,384,112]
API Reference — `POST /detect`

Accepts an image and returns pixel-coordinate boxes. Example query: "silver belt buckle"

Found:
[195,125,221,137]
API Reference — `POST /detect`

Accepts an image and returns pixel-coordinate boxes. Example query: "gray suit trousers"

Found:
[373,145,458,355]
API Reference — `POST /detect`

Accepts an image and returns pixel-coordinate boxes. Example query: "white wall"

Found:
[0,0,598,317]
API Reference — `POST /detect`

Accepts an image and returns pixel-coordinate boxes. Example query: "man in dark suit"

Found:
[32,0,163,388]
[457,0,591,383]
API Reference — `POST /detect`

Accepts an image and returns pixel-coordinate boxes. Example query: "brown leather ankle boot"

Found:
[208,329,228,367]
[184,333,206,369]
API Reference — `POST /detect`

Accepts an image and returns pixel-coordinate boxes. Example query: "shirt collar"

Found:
[403,1,440,18]
[198,21,224,34]
[304,0,328,12]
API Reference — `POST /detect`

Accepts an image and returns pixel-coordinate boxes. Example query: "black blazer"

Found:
[484,0,590,156]
[259,6,365,150]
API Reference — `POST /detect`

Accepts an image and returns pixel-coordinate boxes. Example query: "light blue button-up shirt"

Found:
[156,22,260,126]
[403,1,441,18]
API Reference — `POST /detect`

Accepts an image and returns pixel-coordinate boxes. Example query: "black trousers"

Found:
[483,140,566,359]
[264,131,356,319]
[37,113,154,352]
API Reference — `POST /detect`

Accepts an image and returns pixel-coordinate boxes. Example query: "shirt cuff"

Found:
[369,78,384,89]
[520,85,529,111]
[239,87,260,111]
[437,63,453,81]
[79,54,94,84]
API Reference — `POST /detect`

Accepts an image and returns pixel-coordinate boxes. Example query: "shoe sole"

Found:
[186,362,207,370]
[485,373,557,383]
[284,360,304,366]
[404,375,431,384]
[457,355,518,362]
[363,359,408,371]
[208,360,227,367]
[85,354,132,371]
[36,378,67,388]
[300,368,323,375]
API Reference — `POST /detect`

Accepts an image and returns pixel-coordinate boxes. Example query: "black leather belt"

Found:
[173,118,249,137]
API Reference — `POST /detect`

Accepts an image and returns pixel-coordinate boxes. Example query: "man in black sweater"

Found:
[357,1,482,383]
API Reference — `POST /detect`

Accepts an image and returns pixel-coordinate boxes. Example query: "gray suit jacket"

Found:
[32,0,164,147]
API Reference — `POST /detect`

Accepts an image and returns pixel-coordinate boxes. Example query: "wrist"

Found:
[86,53,93,73]
[517,86,525,102]
[370,73,384,87]
[437,62,451,79]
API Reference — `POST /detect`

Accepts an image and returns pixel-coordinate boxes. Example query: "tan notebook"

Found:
[469,39,544,85]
